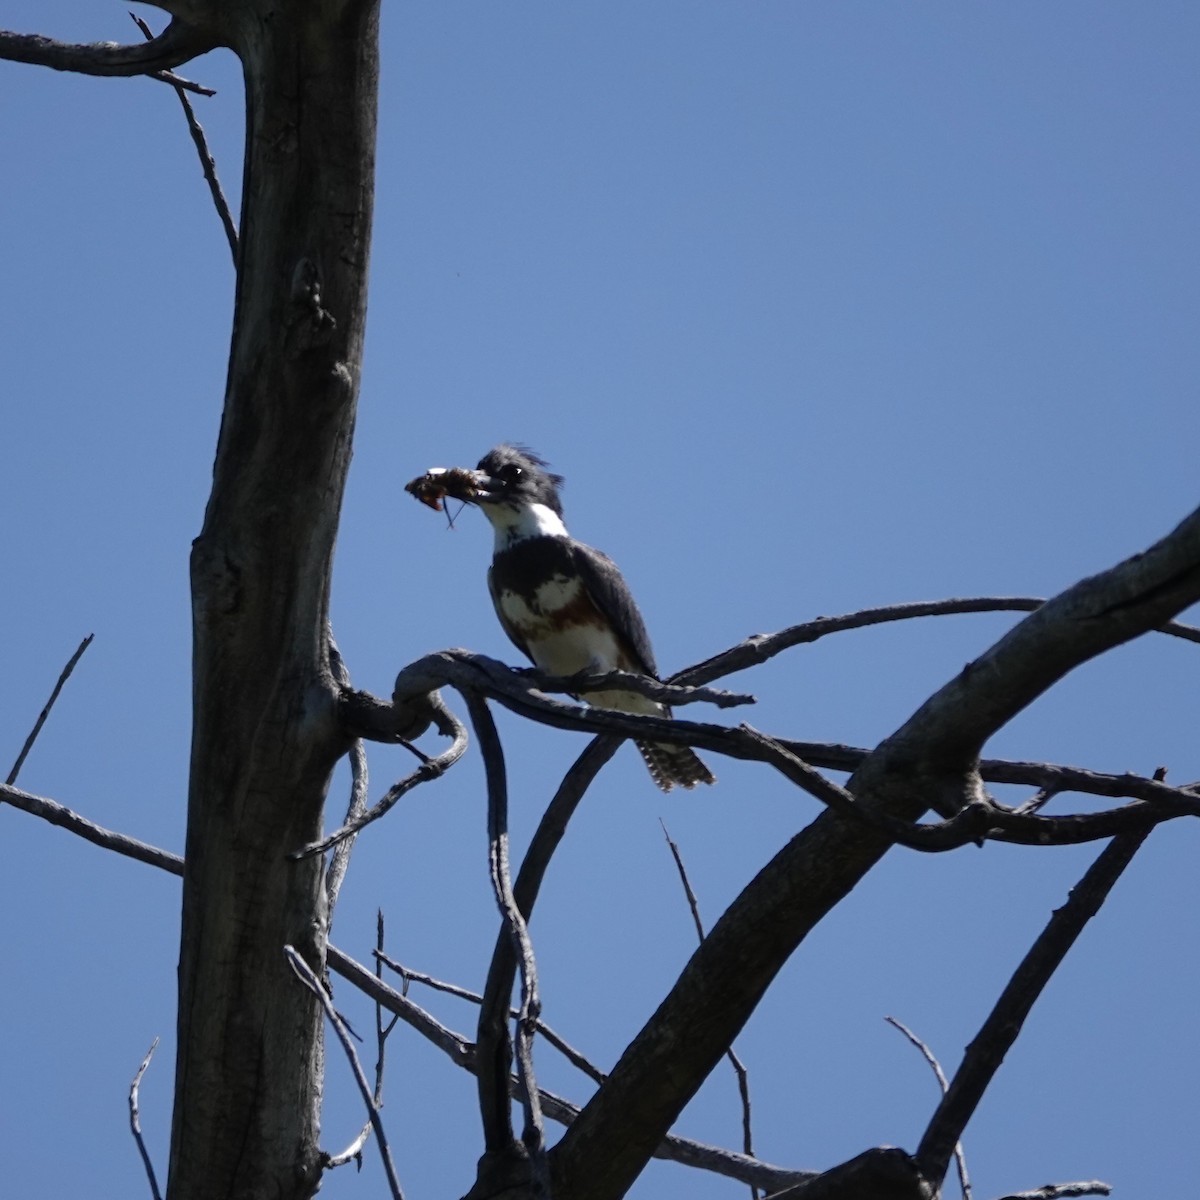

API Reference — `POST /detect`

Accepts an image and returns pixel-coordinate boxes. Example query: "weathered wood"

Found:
[169,3,381,1198]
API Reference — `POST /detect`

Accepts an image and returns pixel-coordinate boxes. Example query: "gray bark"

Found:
[169,3,380,1198]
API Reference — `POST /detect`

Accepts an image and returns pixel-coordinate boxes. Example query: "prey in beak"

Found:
[404,465,490,512]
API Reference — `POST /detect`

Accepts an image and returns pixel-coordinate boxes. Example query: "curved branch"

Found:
[0,20,218,91]
[291,694,467,859]
[473,733,619,1170]
[675,597,1200,689]
[463,689,548,1190]
[285,947,405,1200]
[380,650,1200,851]
[385,651,1200,829]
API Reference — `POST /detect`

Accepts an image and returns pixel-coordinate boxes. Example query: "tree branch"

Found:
[464,689,549,1194]
[371,650,1200,858]
[473,732,619,1177]
[661,821,759,1198]
[0,20,217,92]
[861,508,1200,783]
[291,693,467,859]
[746,729,1190,851]
[381,649,1200,839]
[759,1147,931,1200]
[0,783,184,874]
[376,951,605,1085]
[129,13,237,259]
[128,1038,164,1200]
[915,830,1151,1187]
[885,1018,971,1200]
[674,597,1200,689]
[285,947,405,1200]
[7,633,93,786]
[324,910,395,1170]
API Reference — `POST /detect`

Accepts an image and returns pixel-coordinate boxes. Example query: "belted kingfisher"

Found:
[453,444,714,792]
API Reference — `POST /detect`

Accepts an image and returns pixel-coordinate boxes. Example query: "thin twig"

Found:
[661,821,759,1199]
[7,633,94,785]
[291,695,468,859]
[885,1017,971,1200]
[129,13,237,261]
[660,820,707,944]
[915,830,1153,1189]
[463,689,549,1193]
[324,909,398,1170]
[374,911,397,1103]
[1012,786,1059,817]
[128,1037,164,1200]
[375,950,605,1085]
[284,947,405,1200]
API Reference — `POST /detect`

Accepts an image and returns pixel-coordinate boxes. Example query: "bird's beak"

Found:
[466,470,505,503]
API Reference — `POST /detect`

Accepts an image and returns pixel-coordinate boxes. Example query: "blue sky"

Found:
[2,3,1198,1198]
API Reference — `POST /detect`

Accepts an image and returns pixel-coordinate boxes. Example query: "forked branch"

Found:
[464,689,549,1195]
[285,946,405,1200]
[0,20,216,93]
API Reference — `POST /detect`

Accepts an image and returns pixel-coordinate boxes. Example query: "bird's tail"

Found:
[637,741,716,792]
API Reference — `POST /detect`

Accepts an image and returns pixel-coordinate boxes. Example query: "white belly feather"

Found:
[497,575,665,717]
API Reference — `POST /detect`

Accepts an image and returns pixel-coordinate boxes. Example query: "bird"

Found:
[460,444,714,792]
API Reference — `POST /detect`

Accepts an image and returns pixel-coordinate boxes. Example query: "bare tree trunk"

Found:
[170,3,380,1197]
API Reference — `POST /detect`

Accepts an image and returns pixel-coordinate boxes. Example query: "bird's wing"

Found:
[568,541,659,679]
[487,563,536,664]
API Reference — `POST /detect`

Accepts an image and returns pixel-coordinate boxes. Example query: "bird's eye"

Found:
[501,464,523,482]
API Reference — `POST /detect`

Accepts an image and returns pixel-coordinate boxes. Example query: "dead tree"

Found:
[2,8,1198,1200]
